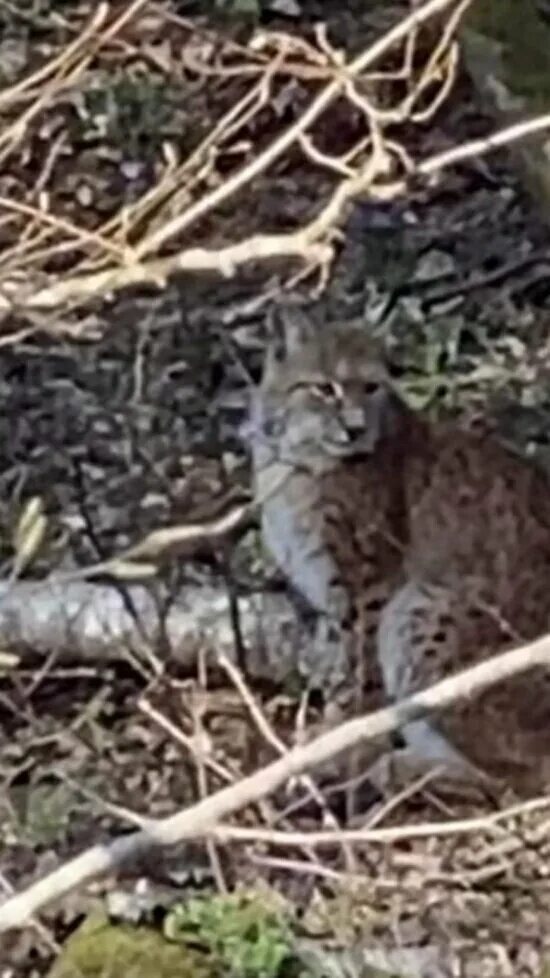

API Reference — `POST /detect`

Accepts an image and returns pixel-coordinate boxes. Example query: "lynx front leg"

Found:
[260,483,356,690]
[299,615,356,698]
[261,497,350,621]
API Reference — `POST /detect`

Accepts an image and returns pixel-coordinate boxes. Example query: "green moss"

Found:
[465,0,550,110]
[48,912,217,978]
[48,890,310,978]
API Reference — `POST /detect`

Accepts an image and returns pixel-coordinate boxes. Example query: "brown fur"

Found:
[247,314,550,794]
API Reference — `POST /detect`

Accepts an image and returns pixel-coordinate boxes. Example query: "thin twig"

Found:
[2,632,550,931]
[194,650,229,893]
[2,110,549,314]
[217,653,357,872]
[137,696,236,785]
[134,0,462,260]
[212,794,550,847]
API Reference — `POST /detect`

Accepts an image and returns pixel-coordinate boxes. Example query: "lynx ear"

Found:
[269,304,318,356]
[261,304,315,381]
[261,322,283,386]
[261,339,282,383]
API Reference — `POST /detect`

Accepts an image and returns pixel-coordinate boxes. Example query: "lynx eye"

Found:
[311,381,340,400]
[363,380,381,395]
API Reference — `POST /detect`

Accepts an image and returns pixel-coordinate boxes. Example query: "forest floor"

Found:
[2,1,550,976]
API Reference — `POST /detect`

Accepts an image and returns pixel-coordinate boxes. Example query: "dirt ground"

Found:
[2,1,550,975]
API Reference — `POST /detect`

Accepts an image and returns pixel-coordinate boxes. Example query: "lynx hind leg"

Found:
[378,579,459,701]
[374,580,492,791]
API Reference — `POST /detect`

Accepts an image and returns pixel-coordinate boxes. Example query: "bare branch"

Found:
[2,630,550,931]
[1,109,549,314]
[214,793,550,846]
[133,0,465,260]
[0,0,481,330]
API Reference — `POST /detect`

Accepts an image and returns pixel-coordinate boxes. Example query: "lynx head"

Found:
[244,307,406,474]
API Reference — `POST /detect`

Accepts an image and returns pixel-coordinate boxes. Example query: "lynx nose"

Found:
[340,404,366,437]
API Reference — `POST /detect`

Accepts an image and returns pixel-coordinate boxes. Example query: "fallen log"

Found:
[0,579,306,681]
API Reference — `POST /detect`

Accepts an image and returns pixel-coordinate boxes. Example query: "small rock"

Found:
[76,185,93,207]
[222,451,242,474]
[415,249,456,281]
[267,0,301,15]
[120,160,143,181]
[141,492,168,511]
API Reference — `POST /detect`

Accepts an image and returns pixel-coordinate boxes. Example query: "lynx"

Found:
[244,307,550,795]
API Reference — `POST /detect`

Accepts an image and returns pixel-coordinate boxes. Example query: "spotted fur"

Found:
[245,308,550,794]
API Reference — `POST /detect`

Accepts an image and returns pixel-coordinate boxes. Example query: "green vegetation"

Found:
[164,890,299,978]
[75,72,180,158]
[49,891,311,978]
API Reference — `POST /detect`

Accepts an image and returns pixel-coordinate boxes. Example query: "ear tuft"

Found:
[269,302,318,356]
[264,305,288,369]
[261,340,282,382]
